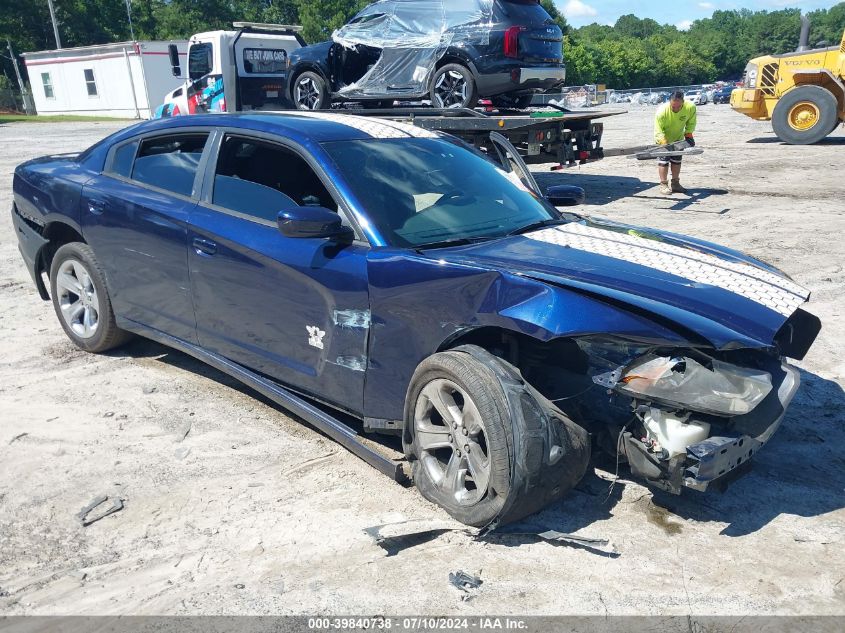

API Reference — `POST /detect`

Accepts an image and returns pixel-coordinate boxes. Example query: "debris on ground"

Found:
[448,570,482,593]
[174,446,191,460]
[176,421,192,443]
[492,523,618,556]
[78,495,124,526]
[363,520,462,557]
[8,432,28,444]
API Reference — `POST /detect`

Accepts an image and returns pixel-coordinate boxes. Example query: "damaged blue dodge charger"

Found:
[12,113,821,527]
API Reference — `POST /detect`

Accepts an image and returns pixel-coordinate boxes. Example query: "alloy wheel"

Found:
[56,258,100,339]
[414,378,491,505]
[433,71,469,109]
[295,77,322,110]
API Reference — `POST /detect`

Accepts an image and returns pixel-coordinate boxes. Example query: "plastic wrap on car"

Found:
[331,0,494,97]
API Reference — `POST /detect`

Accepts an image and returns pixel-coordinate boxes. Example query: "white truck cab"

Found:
[156,22,305,117]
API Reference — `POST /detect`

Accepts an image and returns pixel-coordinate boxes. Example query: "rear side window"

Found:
[109,140,138,178]
[132,134,208,197]
[212,135,337,222]
[494,0,553,24]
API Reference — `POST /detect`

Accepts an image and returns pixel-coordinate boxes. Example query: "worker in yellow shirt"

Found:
[654,90,697,195]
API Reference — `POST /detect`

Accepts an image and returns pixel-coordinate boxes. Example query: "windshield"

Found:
[322,138,560,248]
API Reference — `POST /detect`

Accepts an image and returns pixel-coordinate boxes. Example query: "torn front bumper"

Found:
[682,362,800,491]
[624,361,800,494]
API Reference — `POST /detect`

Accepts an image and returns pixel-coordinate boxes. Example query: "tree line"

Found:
[2,0,844,91]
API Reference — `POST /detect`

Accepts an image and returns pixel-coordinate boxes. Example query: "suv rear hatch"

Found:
[497,0,562,63]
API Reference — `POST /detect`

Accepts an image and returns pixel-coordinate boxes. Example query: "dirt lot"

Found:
[0,106,843,617]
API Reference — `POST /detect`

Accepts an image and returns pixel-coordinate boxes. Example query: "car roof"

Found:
[114,112,439,145]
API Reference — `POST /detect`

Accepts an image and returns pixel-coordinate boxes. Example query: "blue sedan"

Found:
[12,113,820,527]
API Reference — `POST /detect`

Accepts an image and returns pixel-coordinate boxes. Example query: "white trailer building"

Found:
[22,41,188,119]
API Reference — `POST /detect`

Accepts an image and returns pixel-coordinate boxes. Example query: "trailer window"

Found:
[242,48,287,74]
[188,43,213,80]
[83,68,98,97]
[41,73,54,99]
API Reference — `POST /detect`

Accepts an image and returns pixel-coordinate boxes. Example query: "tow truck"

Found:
[157,22,619,168]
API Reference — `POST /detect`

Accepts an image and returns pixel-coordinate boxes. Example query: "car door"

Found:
[80,131,212,343]
[187,131,370,413]
[488,131,543,196]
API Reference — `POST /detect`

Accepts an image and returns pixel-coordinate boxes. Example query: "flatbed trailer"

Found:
[350,106,624,167]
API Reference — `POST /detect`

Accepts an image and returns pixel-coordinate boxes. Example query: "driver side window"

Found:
[212,135,337,223]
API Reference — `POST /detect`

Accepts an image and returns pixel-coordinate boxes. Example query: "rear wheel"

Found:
[293,71,330,110]
[430,64,478,109]
[772,85,839,145]
[49,242,131,353]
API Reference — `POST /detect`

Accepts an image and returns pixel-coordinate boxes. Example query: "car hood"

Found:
[428,219,811,350]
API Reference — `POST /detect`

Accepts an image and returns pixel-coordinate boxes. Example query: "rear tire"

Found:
[49,242,131,353]
[430,64,478,109]
[292,71,330,110]
[772,85,838,145]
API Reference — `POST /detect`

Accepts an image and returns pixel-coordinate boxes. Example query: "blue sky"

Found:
[555,0,837,30]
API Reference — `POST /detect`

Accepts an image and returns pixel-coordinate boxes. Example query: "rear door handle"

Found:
[87,199,106,215]
[192,237,217,256]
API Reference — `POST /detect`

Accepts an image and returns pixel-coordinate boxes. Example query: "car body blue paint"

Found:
[12,114,813,426]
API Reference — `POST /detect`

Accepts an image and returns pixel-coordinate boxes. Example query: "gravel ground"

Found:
[0,106,843,616]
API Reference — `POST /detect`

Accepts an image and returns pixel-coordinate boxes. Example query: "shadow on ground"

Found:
[112,340,844,542]
[536,171,730,211]
[746,135,845,145]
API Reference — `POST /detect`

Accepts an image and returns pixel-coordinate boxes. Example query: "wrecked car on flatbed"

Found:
[11,112,821,527]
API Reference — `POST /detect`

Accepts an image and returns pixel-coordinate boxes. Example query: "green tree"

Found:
[296,0,366,44]
[540,0,570,35]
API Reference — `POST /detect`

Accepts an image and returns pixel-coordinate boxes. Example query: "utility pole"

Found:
[125,0,136,42]
[47,0,63,49]
[6,39,34,114]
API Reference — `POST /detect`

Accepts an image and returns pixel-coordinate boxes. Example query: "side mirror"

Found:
[168,44,182,78]
[545,185,585,207]
[277,206,354,240]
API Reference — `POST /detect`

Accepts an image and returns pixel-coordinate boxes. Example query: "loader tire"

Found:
[772,85,839,145]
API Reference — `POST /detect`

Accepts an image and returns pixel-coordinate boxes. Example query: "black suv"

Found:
[287,0,566,110]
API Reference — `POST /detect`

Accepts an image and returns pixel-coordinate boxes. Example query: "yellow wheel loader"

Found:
[731,16,845,144]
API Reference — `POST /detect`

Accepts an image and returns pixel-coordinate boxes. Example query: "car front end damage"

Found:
[570,335,811,494]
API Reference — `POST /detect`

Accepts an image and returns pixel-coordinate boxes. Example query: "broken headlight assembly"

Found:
[614,354,773,416]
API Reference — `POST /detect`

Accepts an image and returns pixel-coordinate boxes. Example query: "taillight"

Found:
[504,26,524,59]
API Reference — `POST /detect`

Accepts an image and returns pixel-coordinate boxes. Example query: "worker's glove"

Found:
[685,134,696,147]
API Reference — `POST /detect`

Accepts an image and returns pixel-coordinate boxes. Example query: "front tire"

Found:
[403,346,590,527]
[49,242,130,353]
[430,64,478,109]
[772,85,838,145]
[404,351,511,526]
[292,71,330,110]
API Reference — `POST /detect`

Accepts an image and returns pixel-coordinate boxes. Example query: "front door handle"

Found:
[192,237,217,256]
